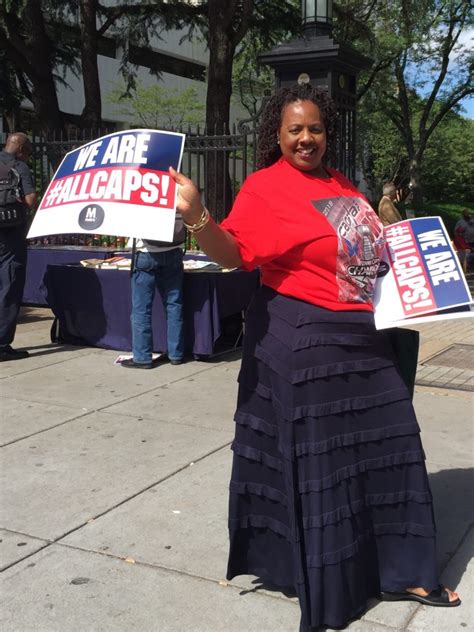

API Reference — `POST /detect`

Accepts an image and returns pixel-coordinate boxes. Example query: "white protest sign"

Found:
[374,217,473,329]
[28,129,185,242]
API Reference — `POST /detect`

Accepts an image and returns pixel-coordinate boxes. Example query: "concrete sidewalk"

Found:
[1,307,472,632]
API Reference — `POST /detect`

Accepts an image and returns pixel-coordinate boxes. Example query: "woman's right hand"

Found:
[169,167,242,268]
[169,167,205,224]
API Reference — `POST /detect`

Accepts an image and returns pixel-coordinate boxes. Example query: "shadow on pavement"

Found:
[17,308,53,324]
[22,343,90,358]
[239,578,296,599]
[429,466,474,583]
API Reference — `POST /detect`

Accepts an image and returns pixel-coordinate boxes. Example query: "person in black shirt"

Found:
[0,132,36,361]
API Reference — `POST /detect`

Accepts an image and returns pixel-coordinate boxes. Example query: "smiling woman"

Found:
[257,84,337,173]
[277,101,327,175]
[169,83,461,631]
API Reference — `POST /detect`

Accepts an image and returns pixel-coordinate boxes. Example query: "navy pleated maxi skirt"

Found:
[226,286,438,631]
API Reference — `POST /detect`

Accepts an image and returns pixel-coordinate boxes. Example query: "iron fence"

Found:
[1,124,258,246]
[3,125,258,213]
[2,111,353,246]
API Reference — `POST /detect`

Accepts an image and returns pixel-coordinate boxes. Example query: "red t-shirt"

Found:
[220,158,385,312]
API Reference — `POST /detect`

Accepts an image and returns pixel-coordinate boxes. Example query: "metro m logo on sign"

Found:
[78,204,105,230]
[28,129,185,243]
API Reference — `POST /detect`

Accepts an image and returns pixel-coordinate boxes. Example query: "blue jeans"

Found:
[131,249,184,363]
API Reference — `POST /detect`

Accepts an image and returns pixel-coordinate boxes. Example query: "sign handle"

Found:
[130,238,137,276]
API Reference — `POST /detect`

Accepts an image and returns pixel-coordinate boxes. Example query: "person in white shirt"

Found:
[122,213,185,369]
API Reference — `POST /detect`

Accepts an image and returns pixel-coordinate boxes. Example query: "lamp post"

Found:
[302,0,333,36]
[258,0,371,181]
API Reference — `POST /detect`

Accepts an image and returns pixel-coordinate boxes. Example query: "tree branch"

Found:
[420,83,474,157]
[0,26,36,79]
[97,1,205,37]
[418,4,466,135]
[16,70,32,102]
[394,57,412,132]
[357,57,396,101]
[233,0,254,46]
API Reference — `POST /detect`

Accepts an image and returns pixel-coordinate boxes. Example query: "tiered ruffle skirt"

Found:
[227,286,438,630]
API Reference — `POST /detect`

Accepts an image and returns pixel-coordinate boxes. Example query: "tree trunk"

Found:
[80,0,102,128]
[4,111,18,133]
[23,1,64,135]
[206,38,234,133]
[408,157,424,211]
[29,85,64,137]
[205,36,234,218]
[204,1,242,218]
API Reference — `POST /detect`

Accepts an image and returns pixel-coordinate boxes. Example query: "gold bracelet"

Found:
[183,207,210,233]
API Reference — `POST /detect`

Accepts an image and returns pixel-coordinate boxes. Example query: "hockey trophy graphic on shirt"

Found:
[346,224,380,292]
[358,224,375,259]
[311,196,384,303]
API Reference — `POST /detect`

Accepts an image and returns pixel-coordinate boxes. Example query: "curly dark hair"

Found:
[256,83,338,170]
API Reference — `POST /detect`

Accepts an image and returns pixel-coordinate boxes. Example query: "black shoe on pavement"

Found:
[121,359,155,369]
[169,358,183,365]
[0,346,29,361]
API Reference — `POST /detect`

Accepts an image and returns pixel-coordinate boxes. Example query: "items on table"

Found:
[28,234,128,248]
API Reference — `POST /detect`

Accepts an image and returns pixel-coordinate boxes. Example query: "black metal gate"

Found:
[1,123,258,245]
[2,105,353,246]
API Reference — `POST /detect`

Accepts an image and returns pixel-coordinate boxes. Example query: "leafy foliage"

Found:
[108,82,205,128]
[0,49,23,125]
[358,93,474,204]
[232,0,301,118]
[422,114,474,202]
[0,0,81,131]
[334,0,474,208]
[410,201,474,236]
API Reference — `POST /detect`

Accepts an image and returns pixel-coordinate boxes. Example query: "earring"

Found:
[276,135,280,144]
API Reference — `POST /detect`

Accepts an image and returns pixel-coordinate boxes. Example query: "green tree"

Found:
[422,112,474,203]
[356,101,405,202]
[108,82,205,128]
[232,46,273,120]
[0,50,23,132]
[200,0,300,133]
[232,0,300,119]
[0,1,197,132]
[334,0,474,209]
[79,0,102,128]
[357,91,474,206]
[80,1,204,127]
[0,0,78,134]
[200,0,300,213]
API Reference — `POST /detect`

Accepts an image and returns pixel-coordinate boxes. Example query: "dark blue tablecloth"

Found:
[44,264,260,356]
[24,246,114,305]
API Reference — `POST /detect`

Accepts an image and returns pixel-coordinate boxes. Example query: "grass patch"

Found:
[406,201,473,236]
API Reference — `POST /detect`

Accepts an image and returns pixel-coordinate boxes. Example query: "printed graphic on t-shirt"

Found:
[312,196,385,303]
